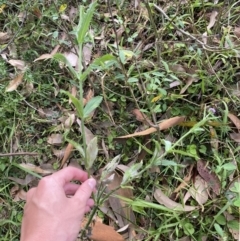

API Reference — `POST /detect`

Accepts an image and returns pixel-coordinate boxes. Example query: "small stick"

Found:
[0,152,39,157]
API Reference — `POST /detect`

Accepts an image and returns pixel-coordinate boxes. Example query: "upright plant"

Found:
[53,1,116,176]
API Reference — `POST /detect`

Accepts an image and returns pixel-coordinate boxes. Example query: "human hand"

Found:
[20,167,96,241]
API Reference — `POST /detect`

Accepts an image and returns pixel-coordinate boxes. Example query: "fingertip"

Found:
[87,179,96,189]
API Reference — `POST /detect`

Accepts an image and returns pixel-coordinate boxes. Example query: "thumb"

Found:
[74,178,96,204]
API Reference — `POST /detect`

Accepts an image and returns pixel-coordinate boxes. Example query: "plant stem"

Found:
[78,42,89,176]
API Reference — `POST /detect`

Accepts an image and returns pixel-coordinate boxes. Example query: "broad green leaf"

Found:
[83,96,103,118]
[221,163,236,171]
[163,140,172,152]
[76,2,97,43]
[214,223,224,237]
[65,138,85,158]
[53,53,78,79]
[100,155,121,181]
[80,54,117,82]
[61,90,83,118]
[86,137,98,169]
[121,161,142,185]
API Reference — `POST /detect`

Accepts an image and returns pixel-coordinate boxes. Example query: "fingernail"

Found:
[88,179,96,189]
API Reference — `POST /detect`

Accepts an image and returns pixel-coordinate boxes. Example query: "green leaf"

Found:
[183,223,195,235]
[100,155,121,181]
[163,140,172,152]
[214,223,224,237]
[233,197,240,207]
[221,163,236,171]
[121,161,142,185]
[53,53,78,79]
[228,220,239,230]
[76,2,97,43]
[61,90,83,118]
[65,138,85,158]
[80,54,117,82]
[86,137,98,169]
[83,96,103,118]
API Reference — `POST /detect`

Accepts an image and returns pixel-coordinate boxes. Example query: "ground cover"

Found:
[0,0,239,240]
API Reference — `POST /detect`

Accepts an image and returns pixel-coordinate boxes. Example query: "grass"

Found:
[0,0,239,240]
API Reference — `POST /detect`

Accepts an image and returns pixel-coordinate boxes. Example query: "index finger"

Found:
[51,167,88,186]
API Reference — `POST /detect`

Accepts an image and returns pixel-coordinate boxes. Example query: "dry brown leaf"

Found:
[10,185,27,202]
[60,143,74,168]
[0,32,10,44]
[8,174,35,186]
[132,109,153,125]
[19,163,53,174]
[34,44,61,62]
[83,88,94,106]
[5,73,24,92]
[117,116,185,138]
[64,113,75,129]
[230,132,240,142]
[202,11,218,44]
[47,133,63,145]
[63,47,78,67]
[188,175,209,205]
[154,188,196,211]
[81,220,124,241]
[197,160,221,195]
[34,53,53,62]
[209,126,219,150]
[107,171,136,227]
[83,43,93,66]
[173,164,194,194]
[8,59,26,70]
[234,27,240,38]
[169,64,186,76]
[228,113,240,130]
[52,147,66,159]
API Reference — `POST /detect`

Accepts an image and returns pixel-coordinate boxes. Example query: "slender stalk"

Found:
[78,42,89,177]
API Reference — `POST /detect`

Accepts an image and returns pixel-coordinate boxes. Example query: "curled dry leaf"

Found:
[228,113,240,130]
[132,109,153,125]
[47,133,63,145]
[5,73,24,92]
[81,220,124,241]
[154,188,196,211]
[234,27,240,38]
[106,171,136,227]
[197,160,221,195]
[8,59,26,70]
[19,163,53,174]
[229,132,240,143]
[0,32,10,44]
[83,42,93,66]
[34,44,61,62]
[60,143,74,168]
[188,175,209,205]
[117,116,185,138]
[83,88,94,106]
[8,174,35,186]
[10,185,27,202]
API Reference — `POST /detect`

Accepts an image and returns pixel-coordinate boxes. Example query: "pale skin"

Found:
[20,167,96,241]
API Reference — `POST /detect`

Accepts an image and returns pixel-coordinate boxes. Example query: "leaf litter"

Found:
[197,160,221,195]
[117,116,185,138]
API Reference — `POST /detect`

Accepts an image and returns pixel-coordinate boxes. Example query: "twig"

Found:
[0,152,39,157]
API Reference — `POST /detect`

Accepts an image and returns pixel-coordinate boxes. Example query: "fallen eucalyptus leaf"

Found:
[154,188,196,211]
[117,116,185,138]
[197,160,221,195]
